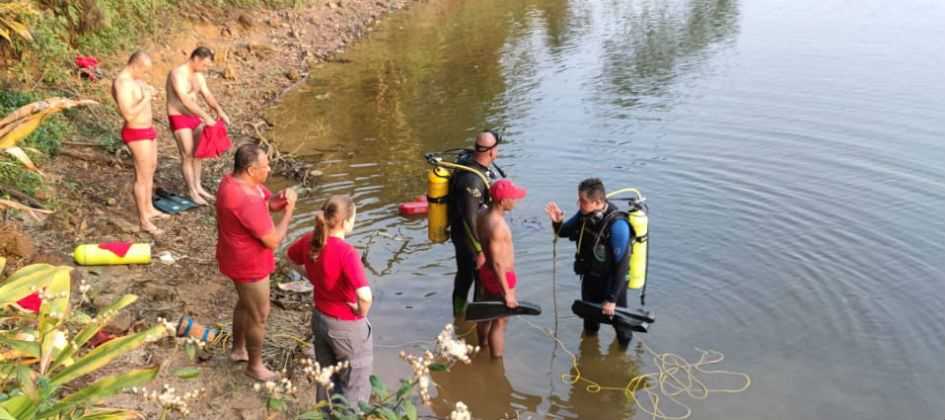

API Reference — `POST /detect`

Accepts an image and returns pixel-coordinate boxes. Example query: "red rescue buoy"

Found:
[399,200,428,216]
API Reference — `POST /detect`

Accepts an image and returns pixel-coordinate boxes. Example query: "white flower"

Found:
[449,401,471,420]
[50,330,68,350]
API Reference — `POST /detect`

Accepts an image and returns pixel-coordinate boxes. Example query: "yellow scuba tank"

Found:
[426,166,451,243]
[606,188,649,289]
[73,243,151,266]
[627,205,648,289]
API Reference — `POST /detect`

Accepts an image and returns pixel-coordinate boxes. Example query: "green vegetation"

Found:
[0,258,170,419]
[258,325,478,420]
[0,90,71,198]
[1,0,311,199]
[2,0,310,84]
[0,90,70,156]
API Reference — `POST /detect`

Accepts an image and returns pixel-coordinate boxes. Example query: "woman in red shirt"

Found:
[287,195,373,404]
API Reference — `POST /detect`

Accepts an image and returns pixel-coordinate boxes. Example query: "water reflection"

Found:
[431,356,542,419]
[268,0,520,161]
[597,0,739,110]
[544,336,642,419]
[265,0,945,418]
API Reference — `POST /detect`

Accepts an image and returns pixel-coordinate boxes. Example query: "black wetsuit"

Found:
[554,202,634,346]
[446,159,495,315]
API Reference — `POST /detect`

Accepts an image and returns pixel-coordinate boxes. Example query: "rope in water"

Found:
[538,231,751,420]
[524,319,750,420]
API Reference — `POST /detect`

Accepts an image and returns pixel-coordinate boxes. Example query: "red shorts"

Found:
[228,275,270,284]
[121,126,156,144]
[168,114,202,132]
[479,267,517,297]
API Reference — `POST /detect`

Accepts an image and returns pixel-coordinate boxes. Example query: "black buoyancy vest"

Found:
[446,159,493,225]
[573,202,629,278]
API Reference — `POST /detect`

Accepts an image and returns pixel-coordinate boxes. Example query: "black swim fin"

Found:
[465,300,542,322]
[571,300,650,333]
[153,188,198,214]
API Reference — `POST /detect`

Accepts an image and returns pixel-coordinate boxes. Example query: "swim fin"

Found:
[465,300,542,322]
[153,188,198,214]
[570,300,651,333]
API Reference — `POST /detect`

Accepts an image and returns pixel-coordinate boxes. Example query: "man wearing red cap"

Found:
[475,178,527,359]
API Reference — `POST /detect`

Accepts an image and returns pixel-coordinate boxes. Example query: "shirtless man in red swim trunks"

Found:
[166,46,230,205]
[112,51,167,235]
[475,179,527,359]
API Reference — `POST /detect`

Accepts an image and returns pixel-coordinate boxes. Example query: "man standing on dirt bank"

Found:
[166,46,230,206]
[447,131,500,317]
[112,50,168,236]
[216,143,297,380]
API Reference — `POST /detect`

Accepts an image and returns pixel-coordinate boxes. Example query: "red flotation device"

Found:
[398,195,428,216]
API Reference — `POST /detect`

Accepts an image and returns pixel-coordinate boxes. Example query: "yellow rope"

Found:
[525,320,750,420]
[542,220,751,420]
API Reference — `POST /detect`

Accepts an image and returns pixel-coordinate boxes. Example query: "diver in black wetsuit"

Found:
[546,178,635,347]
[447,131,500,316]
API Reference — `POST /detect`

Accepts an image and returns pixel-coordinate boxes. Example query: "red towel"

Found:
[98,241,133,257]
[75,55,100,80]
[75,55,99,69]
[195,119,232,159]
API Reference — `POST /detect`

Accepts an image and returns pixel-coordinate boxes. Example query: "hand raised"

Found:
[545,201,564,223]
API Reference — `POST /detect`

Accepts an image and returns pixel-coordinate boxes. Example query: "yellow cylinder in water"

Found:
[427,167,451,243]
[627,209,648,289]
[73,243,152,266]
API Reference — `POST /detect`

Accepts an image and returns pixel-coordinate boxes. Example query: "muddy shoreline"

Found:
[2,1,422,418]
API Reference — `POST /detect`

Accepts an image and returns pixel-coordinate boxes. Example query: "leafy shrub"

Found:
[0,259,170,419]
[0,90,71,156]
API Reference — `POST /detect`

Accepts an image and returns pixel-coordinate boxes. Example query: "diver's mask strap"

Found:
[474,129,503,152]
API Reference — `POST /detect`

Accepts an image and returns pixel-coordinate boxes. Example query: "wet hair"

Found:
[310,195,356,260]
[233,144,263,174]
[127,50,149,65]
[578,178,606,202]
[190,46,215,61]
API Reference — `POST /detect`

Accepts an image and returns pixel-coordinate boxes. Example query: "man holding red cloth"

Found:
[216,144,297,380]
[166,46,230,206]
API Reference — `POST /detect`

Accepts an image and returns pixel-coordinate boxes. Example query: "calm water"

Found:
[267,0,945,418]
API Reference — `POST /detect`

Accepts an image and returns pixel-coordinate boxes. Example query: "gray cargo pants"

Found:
[311,310,374,405]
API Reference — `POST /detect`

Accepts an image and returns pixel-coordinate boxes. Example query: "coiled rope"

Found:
[535,229,751,420]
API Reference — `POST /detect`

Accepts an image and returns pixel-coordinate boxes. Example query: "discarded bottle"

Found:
[177,316,219,343]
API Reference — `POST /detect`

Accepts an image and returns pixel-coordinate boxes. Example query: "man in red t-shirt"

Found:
[216,143,297,381]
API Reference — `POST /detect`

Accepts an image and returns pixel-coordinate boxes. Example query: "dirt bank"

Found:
[1,1,420,418]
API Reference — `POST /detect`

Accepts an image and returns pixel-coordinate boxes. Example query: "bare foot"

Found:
[190,192,209,206]
[230,348,249,363]
[141,222,164,237]
[197,188,215,202]
[148,209,171,220]
[245,365,278,381]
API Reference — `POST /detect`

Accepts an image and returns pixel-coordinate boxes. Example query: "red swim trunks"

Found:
[168,114,202,132]
[121,126,156,144]
[479,267,517,297]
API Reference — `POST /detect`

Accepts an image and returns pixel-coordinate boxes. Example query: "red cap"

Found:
[490,179,527,202]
